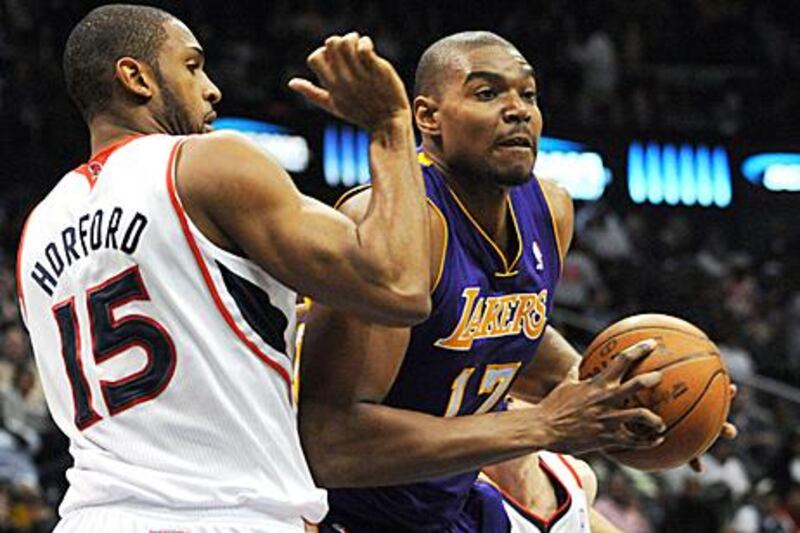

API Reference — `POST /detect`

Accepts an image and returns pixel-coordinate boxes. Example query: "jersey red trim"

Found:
[74,134,144,189]
[491,462,573,527]
[165,140,292,389]
[556,453,583,488]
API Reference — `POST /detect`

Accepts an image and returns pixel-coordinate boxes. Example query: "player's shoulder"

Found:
[179,130,274,167]
[177,131,288,196]
[535,176,574,257]
[336,186,442,226]
[536,176,572,217]
[337,186,445,291]
[334,185,373,223]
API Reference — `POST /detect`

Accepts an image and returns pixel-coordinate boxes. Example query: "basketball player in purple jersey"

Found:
[299,32,736,532]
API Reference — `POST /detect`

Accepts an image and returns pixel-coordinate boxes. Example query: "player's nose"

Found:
[205,79,222,105]
[502,93,531,123]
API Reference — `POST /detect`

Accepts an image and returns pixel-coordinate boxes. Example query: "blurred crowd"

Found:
[2,0,799,531]
[550,201,800,532]
[2,0,800,194]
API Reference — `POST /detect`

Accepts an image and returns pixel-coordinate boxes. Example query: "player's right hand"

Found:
[288,32,411,132]
[532,339,666,455]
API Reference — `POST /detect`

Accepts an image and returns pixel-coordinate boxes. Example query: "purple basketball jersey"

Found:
[326,153,562,532]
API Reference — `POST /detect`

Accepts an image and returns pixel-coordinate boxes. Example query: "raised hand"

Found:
[288,32,411,131]
[531,339,666,455]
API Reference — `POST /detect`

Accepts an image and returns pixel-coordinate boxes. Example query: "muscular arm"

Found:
[177,35,429,326]
[511,325,580,402]
[299,192,664,488]
[177,125,429,326]
[299,192,552,486]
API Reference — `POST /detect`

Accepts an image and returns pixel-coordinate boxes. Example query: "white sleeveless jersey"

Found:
[503,451,590,533]
[17,134,327,528]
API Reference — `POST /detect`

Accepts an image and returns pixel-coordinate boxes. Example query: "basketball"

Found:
[579,314,731,471]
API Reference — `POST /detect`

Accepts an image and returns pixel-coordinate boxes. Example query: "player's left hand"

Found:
[689,384,738,473]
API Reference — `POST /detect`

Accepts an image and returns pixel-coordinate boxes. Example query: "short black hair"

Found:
[63,4,174,120]
[413,31,518,98]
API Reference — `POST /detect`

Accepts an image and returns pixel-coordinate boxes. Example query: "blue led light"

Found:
[340,127,356,187]
[628,142,646,204]
[646,142,664,204]
[742,153,800,191]
[356,130,371,184]
[695,145,713,206]
[627,141,731,207]
[538,137,584,151]
[679,144,696,205]
[712,147,732,207]
[212,117,286,133]
[323,125,340,186]
[662,144,680,205]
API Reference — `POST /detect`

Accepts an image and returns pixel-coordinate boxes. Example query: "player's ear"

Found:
[114,57,155,101]
[414,95,440,137]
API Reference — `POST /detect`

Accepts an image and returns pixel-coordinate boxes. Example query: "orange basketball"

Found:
[579,314,731,471]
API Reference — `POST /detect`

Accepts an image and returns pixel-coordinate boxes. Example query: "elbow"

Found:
[381,289,431,327]
[398,290,432,325]
[299,407,358,488]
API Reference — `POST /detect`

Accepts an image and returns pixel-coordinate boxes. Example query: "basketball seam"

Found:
[587,326,711,357]
[662,369,726,433]
[640,352,721,373]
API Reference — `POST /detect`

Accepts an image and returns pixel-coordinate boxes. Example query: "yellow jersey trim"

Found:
[418,151,434,167]
[505,198,524,272]
[535,177,564,274]
[444,184,521,278]
[429,200,448,294]
[333,183,372,210]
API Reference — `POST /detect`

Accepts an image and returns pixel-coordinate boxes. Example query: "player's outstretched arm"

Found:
[176,33,430,326]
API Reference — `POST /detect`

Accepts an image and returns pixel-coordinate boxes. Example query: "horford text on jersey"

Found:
[30,207,148,296]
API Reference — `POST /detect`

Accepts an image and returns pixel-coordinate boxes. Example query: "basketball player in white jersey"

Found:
[16,5,431,532]
[481,398,623,533]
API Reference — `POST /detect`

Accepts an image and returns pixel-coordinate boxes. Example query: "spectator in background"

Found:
[594,468,653,533]
[568,12,620,128]
[0,324,29,391]
[728,479,792,533]
[703,440,752,501]
[662,476,725,532]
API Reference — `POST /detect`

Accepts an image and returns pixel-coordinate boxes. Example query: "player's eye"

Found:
[522,90,538,103]
[187,62,200,73]
[475,87,497,101]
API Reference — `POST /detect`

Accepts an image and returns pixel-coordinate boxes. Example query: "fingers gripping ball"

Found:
[579,314,731,471]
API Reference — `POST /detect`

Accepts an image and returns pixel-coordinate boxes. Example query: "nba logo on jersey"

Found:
[532,241,544,271]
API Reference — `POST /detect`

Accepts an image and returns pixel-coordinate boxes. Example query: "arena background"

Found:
[0,1,798,530]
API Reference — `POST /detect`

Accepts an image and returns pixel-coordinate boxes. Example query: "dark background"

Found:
[0,1,798,531]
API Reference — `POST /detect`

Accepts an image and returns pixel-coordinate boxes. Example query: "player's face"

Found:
[437,46,542,187]
[152,20,221,135]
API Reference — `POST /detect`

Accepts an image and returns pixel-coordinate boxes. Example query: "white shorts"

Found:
[54,507,310,533]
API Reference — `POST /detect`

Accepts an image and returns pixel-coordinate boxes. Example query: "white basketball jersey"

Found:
[17,134,327,528]
[504,451,590,533]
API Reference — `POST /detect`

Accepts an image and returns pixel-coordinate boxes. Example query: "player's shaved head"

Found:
[63,4,175,120]
[413,31,520,98]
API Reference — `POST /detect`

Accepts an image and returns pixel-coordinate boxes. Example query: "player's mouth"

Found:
[495,135,535,152]
[203,111,218,133]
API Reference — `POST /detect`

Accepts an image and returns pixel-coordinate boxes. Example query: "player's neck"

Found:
[435,160,513,254]
[87,112,165,156]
